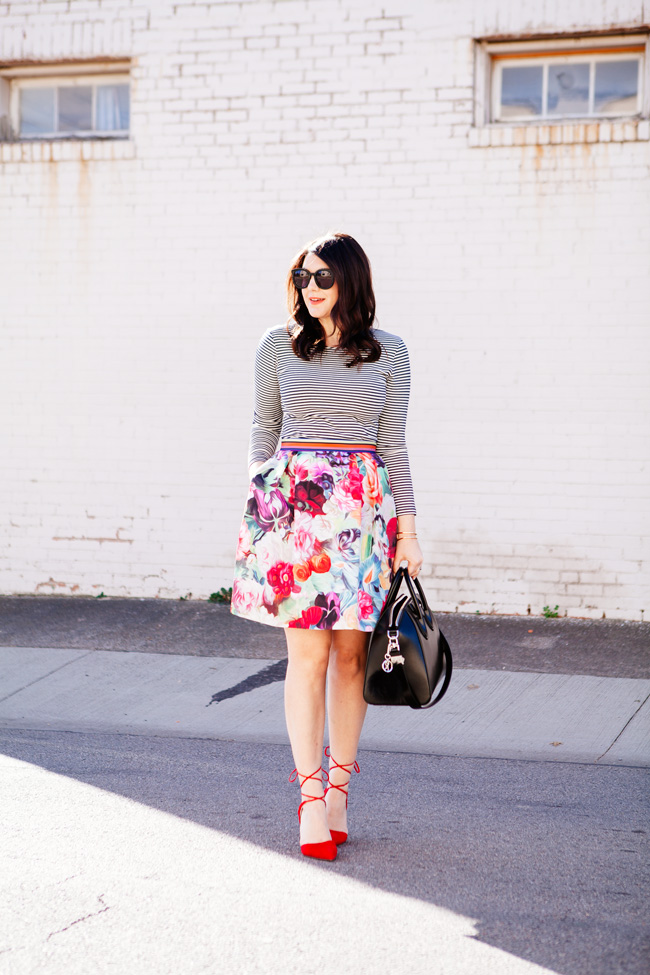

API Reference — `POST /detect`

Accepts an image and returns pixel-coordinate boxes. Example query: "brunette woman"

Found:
[231,231,422,860]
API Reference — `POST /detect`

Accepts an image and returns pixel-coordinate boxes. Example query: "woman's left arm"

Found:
[376,338,423,578]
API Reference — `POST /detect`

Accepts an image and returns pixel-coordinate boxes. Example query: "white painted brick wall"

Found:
[1,0,649,620]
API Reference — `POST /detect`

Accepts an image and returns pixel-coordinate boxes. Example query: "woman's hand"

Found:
[393,537,423,578]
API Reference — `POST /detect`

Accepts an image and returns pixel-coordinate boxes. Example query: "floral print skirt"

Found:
[231,442,398,630]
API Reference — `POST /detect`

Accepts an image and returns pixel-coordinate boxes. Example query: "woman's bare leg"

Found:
[325,629,371,836]
[284,628,333,845]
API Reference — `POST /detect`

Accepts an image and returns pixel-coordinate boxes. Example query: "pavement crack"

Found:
[0,650,94,704]
[206,659,287,707]
[595,688,650,763]
[45,894,110,940]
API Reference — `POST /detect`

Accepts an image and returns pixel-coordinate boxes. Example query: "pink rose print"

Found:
[232,579,263,614]
[331,466,364,510]
[235,521,252,561]
[293,458,334,482]
[290,512,319,560]
[357,590,374,620]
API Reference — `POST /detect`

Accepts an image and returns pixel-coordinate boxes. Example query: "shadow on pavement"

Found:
[2,728,648,975]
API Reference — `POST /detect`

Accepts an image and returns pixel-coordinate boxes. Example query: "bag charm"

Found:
[381,631,405,672]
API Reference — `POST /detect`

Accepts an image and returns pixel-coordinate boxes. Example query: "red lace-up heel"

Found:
[288,766,337,861]
[323,745,360,845]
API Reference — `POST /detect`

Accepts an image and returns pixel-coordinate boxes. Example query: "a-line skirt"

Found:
[230,441,398,630]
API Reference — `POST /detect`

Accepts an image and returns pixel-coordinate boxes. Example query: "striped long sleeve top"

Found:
[247,323,417,515]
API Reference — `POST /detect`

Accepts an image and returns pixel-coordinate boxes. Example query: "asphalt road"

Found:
[2,730,648,975]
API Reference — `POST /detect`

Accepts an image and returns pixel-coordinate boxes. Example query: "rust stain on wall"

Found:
[52,532,133,544]
[35,579,81,593]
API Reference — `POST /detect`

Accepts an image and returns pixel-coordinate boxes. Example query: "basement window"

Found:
[0,61,131,140]
[493,48,643,122]
[472,32,650,144]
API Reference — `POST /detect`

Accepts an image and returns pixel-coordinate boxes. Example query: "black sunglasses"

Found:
[291,268,335,290]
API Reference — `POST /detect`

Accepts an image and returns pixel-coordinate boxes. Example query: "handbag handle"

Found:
[391,566,430,638]
[411,575,434,627]
[404,571,428,623]
[382,564,410,616]
[387,593,410,629]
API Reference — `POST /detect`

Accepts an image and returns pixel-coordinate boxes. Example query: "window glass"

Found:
[500,65,543,118]
[96,83,130,131]
[594,60,639,113]
[20,87,55,135]
[547,63,590,116]
[58,85,92,132]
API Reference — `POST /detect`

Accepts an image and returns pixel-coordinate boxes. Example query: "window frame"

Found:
[0,61,131,141]
[474,32,650,130]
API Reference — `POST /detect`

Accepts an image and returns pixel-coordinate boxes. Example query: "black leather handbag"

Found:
[363,566,453,709]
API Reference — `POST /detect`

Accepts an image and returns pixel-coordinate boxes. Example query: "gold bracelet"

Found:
[396,532,418,539]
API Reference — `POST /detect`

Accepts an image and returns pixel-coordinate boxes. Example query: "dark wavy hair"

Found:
[285,231,382,367]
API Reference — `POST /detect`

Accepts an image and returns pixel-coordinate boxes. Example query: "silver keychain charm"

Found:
[382,630,405,673]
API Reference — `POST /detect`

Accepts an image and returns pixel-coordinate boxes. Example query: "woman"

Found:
[231,231,422,861]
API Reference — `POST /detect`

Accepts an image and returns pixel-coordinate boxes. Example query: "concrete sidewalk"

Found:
[1,646,648,766]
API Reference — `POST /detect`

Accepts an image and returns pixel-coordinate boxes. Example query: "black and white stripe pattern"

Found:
[248,323,417,515]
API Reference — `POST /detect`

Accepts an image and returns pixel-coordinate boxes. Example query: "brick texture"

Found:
[1,0,649,620]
